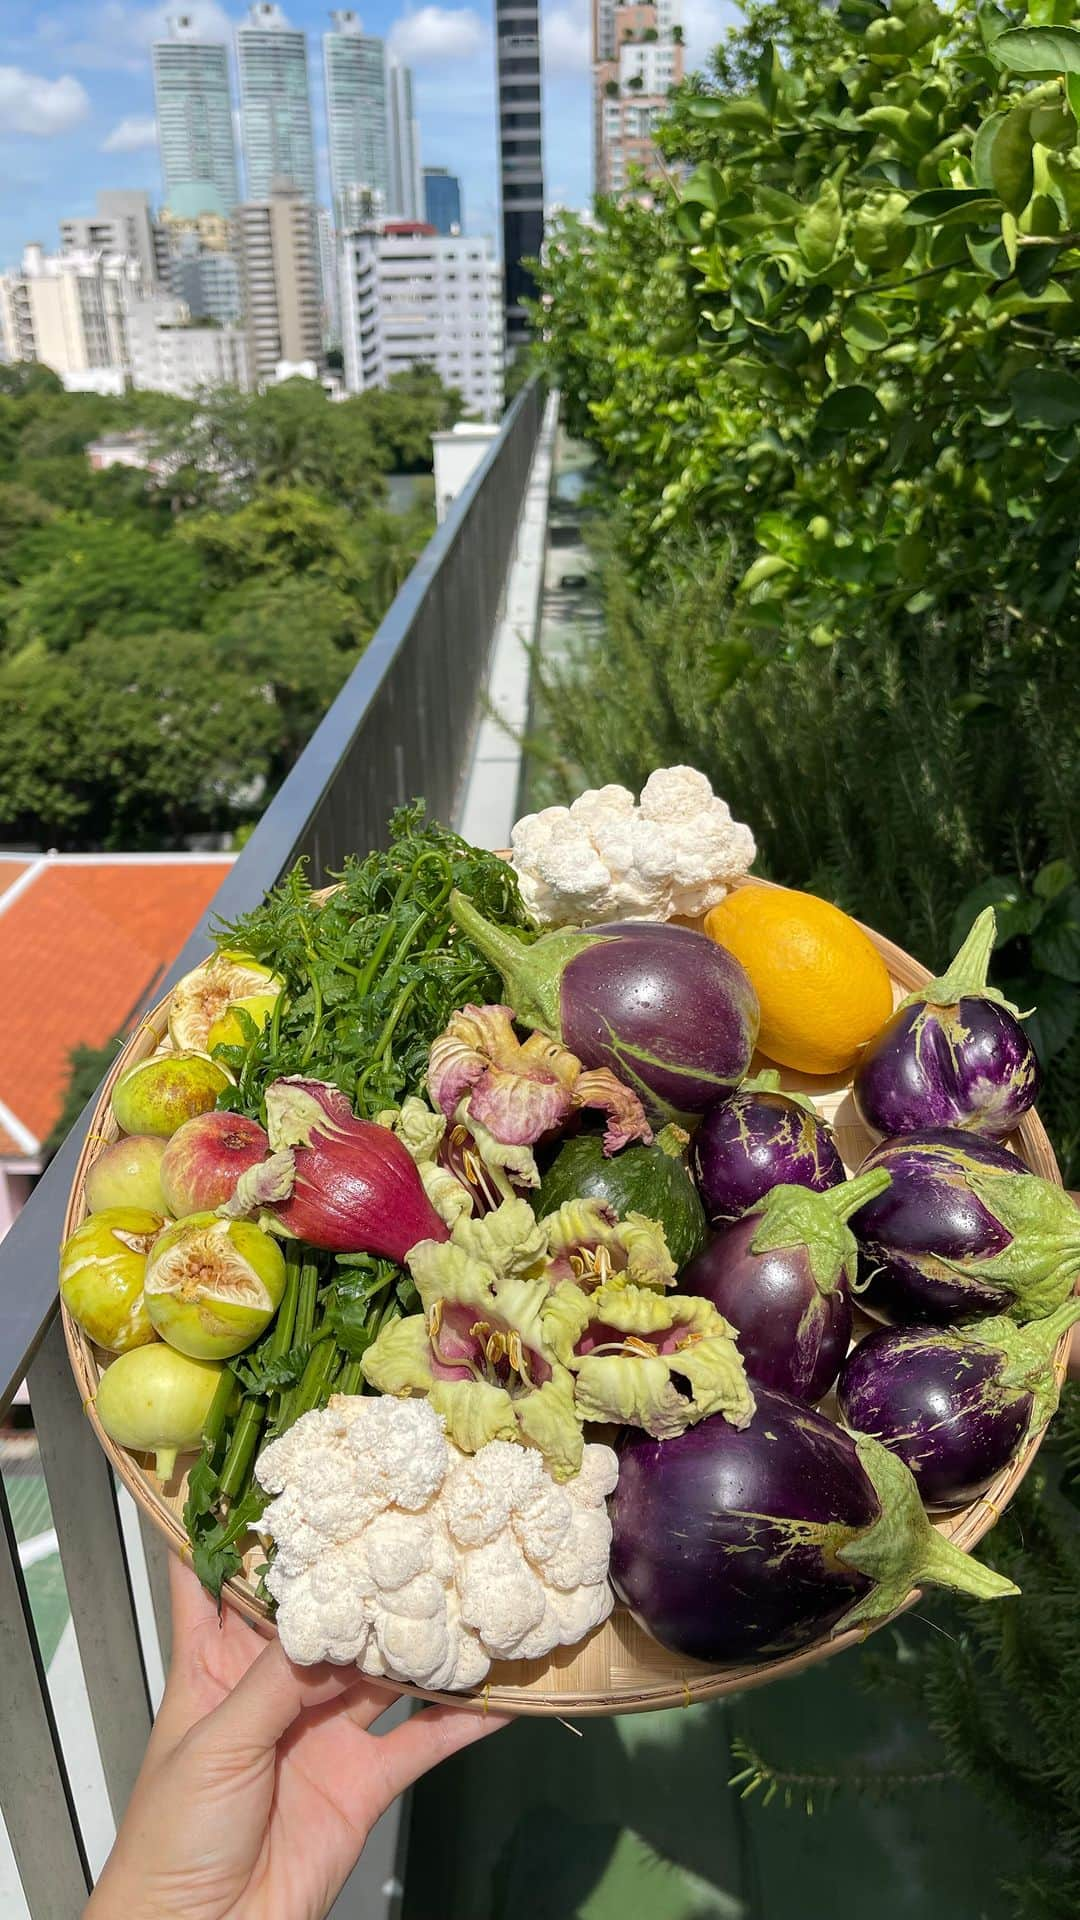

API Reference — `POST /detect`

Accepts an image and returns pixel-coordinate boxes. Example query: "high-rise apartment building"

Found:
[592,0,683,197]
[386,56,423,221]
[316,206,340,345]
[168,236,244,325]
[60,191,159,290]
[237,3,316,200]
[0,244,141,386]
[152,15,239,211]
[493,0,545,352]
[126,295,250,394]
[423,167,463,235]
[339,222,503,418]
[324,11,389,218]
[235,184,323,384]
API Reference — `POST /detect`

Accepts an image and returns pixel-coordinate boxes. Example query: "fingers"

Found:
[167,1550,222,1642]
[207,1636,375,1753]
[372,1702,513,1805]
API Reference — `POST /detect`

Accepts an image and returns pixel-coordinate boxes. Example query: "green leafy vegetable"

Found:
[211,802,531,1121]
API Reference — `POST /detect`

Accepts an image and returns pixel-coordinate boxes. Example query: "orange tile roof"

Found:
[0,856,233,1158]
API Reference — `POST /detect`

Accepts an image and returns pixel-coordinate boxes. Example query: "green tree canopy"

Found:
[3,518,206,654]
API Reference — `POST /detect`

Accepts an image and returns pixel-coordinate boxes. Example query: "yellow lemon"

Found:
[704,886,894,1076]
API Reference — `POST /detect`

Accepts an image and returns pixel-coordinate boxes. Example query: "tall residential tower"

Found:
[237,2,316,199]
[592,0,683,197]
[152,14,239,211]
[494,0,545,352]
[324,11,390,219]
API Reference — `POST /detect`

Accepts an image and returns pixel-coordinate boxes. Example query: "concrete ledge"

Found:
[457,390,559,850]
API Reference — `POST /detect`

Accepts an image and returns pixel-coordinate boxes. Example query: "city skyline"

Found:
[0,0,736,269]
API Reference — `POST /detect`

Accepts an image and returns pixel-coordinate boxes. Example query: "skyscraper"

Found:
[593,0,683,196]
[493,0,545,352]
[324,11,390,218]
[152,14,239,211]
[236,184,323,382]
[423,167,463,235]
[237,2,316,200]
[386,55,423,221]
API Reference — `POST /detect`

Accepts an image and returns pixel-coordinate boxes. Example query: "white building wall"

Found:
[127,295,250,394]
[0,247,141,380]
[339,229,503,419]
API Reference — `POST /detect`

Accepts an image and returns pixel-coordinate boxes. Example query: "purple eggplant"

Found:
[448,891,759,1124]
[837,1299,1080,1508]
[851,1128,1080,1325]
[692,1070,845,1226]
[680,1169,890,1403]
[855,908,1040,1141]
[609,1389,1017,1665]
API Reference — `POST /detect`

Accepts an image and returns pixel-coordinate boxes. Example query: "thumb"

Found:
[204,1638,369,1754]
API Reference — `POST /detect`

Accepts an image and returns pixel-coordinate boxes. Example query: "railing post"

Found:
[0,1471,91,1911]
[30,1313,154,1821]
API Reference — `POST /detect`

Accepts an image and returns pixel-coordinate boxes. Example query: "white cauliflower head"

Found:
[511,766,755,927]
[256,1396,617,1692]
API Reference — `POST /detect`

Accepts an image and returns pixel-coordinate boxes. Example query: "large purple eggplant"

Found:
[609,1390,1017,1665]
[851,1129,1080,1325]
[692,1070,845,1226]
[680,1168,890,1403]
[449,891,759,1124]
[838,1299,1080,1508]
[855,908,1040,1141]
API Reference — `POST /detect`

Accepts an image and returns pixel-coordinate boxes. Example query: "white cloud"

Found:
[0,66,90,135]
[391,7,487,65]
[543,4,590,74]
[50,0,234,70]
[102,113,158,152]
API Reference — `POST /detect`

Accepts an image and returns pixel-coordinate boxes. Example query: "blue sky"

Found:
[0,0,738,270]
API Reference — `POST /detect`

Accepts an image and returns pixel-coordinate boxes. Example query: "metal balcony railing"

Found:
[0,376,545,1918]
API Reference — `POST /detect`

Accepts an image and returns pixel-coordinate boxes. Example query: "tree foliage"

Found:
[536,0,1080,647]
[0,370,448,846]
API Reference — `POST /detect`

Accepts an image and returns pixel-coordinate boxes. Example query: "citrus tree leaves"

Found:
[534,0,1080,645]
[1010,368,1080,427]
[996,24,1080,73]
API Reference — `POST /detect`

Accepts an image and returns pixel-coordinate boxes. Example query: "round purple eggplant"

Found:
[850,1128,1080,1325]
[837,1298,1080,1508]
[855,908,1040,1141]
[449,891,759,1123]
[680,1168,890,1403]
[692,1070,845,1226]
[608,1389,1017,1665]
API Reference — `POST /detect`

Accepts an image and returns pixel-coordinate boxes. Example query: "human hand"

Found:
[87,1555,509,1920]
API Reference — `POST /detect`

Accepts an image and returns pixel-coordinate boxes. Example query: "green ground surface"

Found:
[403,1635,1024,1920]
[3,1454,71,1669]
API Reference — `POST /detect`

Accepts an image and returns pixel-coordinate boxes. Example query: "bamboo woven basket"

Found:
[61,876,1068,1716]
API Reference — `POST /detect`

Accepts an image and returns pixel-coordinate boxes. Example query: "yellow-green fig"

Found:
[59,1208,163,1352]
[94,1344,224,1479]
[85,1135,169,1215]
[206,992,279,1053]
[112,1052,230,1139]
[144,1213,286,1358]
[168,951,282,1053]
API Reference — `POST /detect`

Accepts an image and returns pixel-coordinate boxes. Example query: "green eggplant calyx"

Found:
[448,890,593,1040]
[836,1436,1020,1631]
[972,1297,1080,1432]
[948,1169,1080,1321]
[738,1067,821,1122]
[898,907,1022,1017]
[748,1169,890,1297]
